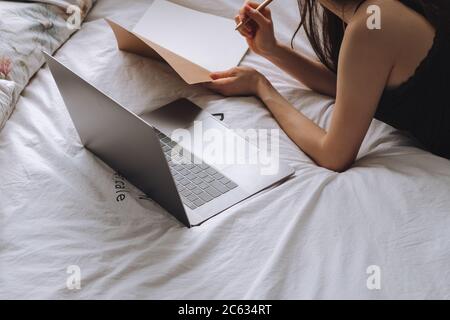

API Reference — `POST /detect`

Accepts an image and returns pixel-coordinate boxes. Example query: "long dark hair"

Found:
[292,0,450,73]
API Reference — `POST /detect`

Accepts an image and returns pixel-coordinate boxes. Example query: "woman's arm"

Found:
[238,3,337,97]
[206,17,395,172]
[259,21,393,171]
[264,44,337,97]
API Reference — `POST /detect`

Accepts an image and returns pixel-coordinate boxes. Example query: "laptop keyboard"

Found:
[154,129,238,210]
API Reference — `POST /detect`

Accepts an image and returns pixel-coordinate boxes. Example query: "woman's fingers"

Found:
[239,4,246,17]
[246,20,258,35]
[239,1,258,17]
[204,78,236,96]
[246,1,272,20]
[235,15,245,36]
[205,67,261,97]
[235,15,253,38]
[244,5,270,27]
[210,68,237,80]
[207,78,234,88]
[238,2,261,31]
[244,1,260,10]
[239,1,272,24]
[238,11,250,31]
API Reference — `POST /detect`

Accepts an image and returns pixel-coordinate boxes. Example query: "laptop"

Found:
[45,53,294,227]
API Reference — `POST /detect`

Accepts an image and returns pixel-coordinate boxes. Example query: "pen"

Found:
[235,0,274,30]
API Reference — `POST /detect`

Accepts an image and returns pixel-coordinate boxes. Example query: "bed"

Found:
[1,0,449,299]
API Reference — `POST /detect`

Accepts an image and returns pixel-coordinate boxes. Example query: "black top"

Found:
[374,0,450,159]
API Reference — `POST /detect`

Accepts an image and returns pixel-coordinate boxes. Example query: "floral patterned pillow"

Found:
[0,0,96,132]
[0,78,15,127]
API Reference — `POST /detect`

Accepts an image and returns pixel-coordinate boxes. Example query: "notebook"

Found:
[106,0,248,84]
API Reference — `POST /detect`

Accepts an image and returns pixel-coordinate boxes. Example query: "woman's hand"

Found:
[236,1,278,57]
[204,66,269,97]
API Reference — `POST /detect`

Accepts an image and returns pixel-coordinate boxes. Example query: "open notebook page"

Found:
[132,0,248,72]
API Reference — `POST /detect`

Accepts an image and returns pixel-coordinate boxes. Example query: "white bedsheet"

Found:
[1,0,449,299]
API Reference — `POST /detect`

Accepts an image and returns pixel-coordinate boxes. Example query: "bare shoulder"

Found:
[336,1,409,88]
[348,0,435,51]
[344,0,436,85]
[344,0,413,59]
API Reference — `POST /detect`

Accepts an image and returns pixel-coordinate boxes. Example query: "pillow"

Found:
[0,0,96,132]
[0,79,16,130]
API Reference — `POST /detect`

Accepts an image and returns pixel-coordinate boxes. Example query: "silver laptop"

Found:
[45,53,294,227]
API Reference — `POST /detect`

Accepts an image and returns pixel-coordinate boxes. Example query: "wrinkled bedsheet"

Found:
[1,0,449,299]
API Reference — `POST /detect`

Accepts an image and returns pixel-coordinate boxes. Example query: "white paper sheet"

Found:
[132,0,248,72]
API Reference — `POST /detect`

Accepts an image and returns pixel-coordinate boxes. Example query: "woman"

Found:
[205,0,449,172]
